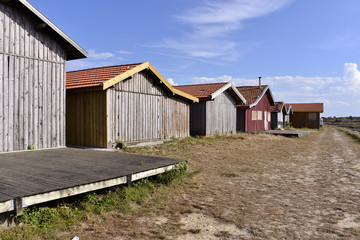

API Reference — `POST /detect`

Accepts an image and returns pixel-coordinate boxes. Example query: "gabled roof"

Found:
[271,102,285,113]
[9,0,87,60]
[236,85,275,108]
[67,63,142,89]
[286,103,324,113]
[66,62,199,102]
[174,82,246,104]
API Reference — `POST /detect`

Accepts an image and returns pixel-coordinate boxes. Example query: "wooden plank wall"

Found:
[290,112,320,129]
[107,71,189,145]
[244,92,272,132]
[205,90,237,135]
[66,90,107,148]
[0,3,66,152]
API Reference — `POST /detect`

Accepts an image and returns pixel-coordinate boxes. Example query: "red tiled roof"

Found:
[174,83,228,99]
[271,101,284,112]
[66,63,143,89]
[286,103,324,113]
[236,86,267,106]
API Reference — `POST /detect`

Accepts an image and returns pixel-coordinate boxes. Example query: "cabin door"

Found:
[264,111,268,130]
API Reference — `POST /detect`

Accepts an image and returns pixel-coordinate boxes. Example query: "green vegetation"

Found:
[27,145,35,150]
[0,162,187,240]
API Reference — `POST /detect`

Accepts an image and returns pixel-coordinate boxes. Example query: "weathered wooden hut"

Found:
[0,0,87,152]
[287,103,324,129]
[271,102,293,129]
[236,85,275,132]
[174,82,246,136]
[66,62,198,148]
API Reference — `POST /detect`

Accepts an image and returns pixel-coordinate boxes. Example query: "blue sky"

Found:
[31,0,360,117]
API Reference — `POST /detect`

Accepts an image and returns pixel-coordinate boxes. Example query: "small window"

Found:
[252,111,257,120]
[258,111,262,120]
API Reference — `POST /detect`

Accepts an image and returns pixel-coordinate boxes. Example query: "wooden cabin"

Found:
[287,103,324,129]
[174,83,246,136]
[236,85,275,132]
[271,102,293,129]
[66,62,198,148]
[0,0,87,152]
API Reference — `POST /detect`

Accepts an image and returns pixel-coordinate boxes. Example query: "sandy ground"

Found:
[67,127,360,239]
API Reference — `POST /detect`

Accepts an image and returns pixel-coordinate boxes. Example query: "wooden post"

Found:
[14,197,23,216]
[127,174,132,187]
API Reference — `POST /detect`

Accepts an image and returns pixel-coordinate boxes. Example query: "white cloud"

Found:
[344,63,360,93]
[154,0,292,61]
[334,101,351,106]
[88,49,114,60]
[194,75,259,85]
[190,62,360,116]
[167,78,177,86]
[116,50,133,55]
[67,60,116,72]
[67,49,135,71]
[177,0,292,28]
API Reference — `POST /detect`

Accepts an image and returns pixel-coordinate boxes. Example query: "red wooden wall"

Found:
[244,93,272,132]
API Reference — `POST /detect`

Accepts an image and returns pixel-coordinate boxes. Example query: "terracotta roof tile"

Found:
[286,103,324,113]
[66,63,143,89]
[271,101,284,112]
[236,85,267,106]
[174,83,228,99]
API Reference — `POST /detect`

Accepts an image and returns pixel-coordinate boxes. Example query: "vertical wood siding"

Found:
[240,92,272,132]
[107,71,189,145]
[66,90,107,148]
[290,112,320,129]
[0,3,66,152]
[205,90,237,135]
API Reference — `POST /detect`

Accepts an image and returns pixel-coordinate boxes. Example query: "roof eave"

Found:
[248,85,270,108]
[210,82,247,105]
[16,0,88,60]
[102,62,199,103]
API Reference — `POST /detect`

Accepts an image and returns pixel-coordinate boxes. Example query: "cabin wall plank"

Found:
[0,3,66,152]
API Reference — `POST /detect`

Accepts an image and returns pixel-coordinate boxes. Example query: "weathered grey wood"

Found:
[0,3,67,152]
[189,90,237,136]
[205,91,237,135]
[0,148,184,213]
[0,54,3,152]
[105,71,190,145]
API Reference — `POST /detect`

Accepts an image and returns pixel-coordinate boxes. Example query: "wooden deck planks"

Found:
[0,148,183,211]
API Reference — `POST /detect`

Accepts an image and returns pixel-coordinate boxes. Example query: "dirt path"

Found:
[70,128,360,239]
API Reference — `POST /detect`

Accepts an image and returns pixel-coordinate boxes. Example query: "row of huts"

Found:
[0,0,324,152]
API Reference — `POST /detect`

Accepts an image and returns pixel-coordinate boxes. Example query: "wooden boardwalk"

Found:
[0,148,183,215]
